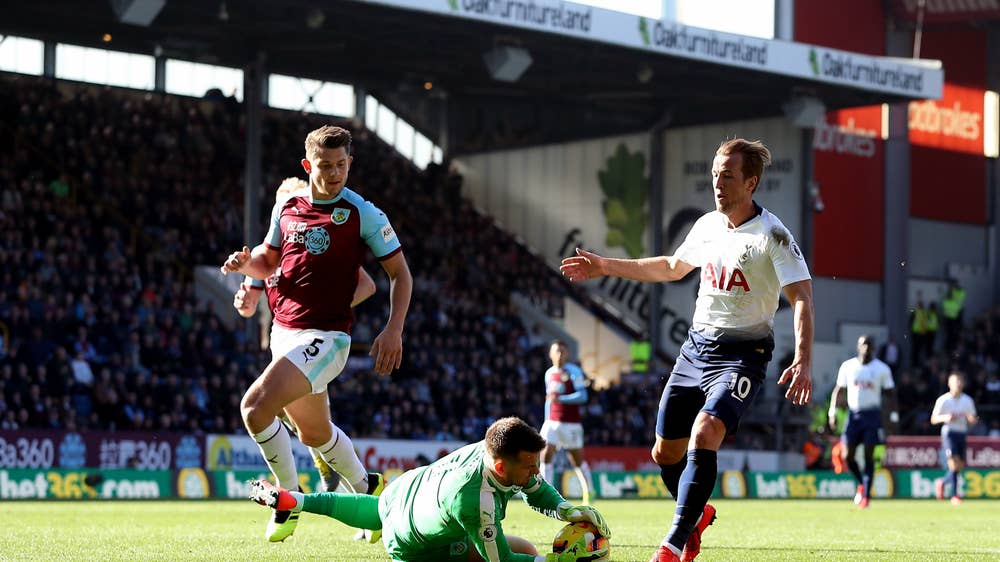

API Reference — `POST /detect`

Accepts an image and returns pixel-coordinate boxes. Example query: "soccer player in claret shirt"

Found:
[250,417,611,562]
[539,340,594,504]
[234,177,378,496]
[222,125,413,542]
[827,335,898,509]
[931,372,979,504]
[561,138,814,562]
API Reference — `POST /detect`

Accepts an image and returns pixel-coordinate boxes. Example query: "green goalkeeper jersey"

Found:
[378,441,566,562]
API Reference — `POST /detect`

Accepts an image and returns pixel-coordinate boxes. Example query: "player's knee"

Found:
[296,423,333,447]
[506,535,537,556]
[651,440,685,465]
[690,414,726,448]
[240,392,274,431]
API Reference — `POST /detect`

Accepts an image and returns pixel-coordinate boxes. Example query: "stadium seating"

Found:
[2,72,997,450]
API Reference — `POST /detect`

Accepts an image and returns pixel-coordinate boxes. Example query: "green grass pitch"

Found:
[1,499,998,561]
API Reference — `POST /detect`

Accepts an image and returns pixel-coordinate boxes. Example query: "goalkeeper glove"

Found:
[557,503,611,540]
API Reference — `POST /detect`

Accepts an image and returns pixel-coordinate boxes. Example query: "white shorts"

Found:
[540,420,585,450]
[270,324,352,394]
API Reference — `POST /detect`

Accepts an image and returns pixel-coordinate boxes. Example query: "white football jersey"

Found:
[836,357,894,411]
[932,392,977,434]
[674,205,811,340]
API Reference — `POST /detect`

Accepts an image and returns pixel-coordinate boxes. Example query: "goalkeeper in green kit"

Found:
[250,416,611,561]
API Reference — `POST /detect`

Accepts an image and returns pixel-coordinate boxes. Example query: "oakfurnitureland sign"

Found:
[354,0,943,99]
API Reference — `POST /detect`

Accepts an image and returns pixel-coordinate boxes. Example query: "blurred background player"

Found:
[250,417,611,562]
[221,125,413,542]
[233,177,377,494]
[539,339,593,504]
[930,372,978,504]
[827,335,897,509]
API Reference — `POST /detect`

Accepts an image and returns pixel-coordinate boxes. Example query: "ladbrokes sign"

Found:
[909,83,985,155]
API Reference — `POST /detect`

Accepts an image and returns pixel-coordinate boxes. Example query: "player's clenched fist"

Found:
[233,285,260,318]
[221,245,251,274]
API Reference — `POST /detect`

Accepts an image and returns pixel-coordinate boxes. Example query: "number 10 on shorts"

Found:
[729,373,752,402]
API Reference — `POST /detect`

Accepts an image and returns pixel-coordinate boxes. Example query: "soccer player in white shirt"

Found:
[561,138,813,562]
[931,372,979,504]
[827,335,897,509]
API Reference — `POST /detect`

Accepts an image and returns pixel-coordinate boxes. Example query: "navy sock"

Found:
[862,464,873,499]
[948,470,959,497]
[846,457,863,486]
[660,460,686,499]
[666,449,717,552]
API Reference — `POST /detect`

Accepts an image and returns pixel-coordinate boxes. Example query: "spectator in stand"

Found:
[941,279,966,354]
[910,294,929,366]
[878,335,901,373]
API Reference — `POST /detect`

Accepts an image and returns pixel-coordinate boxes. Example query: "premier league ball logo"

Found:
[304,227,331,255]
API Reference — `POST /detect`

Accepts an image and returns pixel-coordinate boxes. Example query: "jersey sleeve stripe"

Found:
[478,478,501,562]
[376,246,403,261]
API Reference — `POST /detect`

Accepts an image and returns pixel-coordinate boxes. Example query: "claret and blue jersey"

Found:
[262,186,400,332]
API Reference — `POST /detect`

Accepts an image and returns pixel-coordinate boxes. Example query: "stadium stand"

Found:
[2,72,996,451]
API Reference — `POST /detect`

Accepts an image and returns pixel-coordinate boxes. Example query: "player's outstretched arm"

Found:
[884,387,900,433]
[929,398,949,425]
[561,248,693,283]
[777,279,813,406]
[827,385,843,431]
[370,252,412,375]
[220,244,279,280]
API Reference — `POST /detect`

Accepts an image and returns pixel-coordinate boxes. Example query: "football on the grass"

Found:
[552,521,610,560]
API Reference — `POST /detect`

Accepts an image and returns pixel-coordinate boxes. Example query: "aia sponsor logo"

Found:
[703,263,750,293]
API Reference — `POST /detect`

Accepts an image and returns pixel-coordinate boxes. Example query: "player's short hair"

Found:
[276,177,308,196]
[550,339,567,349]
[305,125,352,158]
[485,417,546,461]
[717,138,772,190]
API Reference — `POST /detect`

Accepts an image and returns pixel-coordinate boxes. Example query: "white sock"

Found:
[289,491,305,511]
[575,462,593,501]
[251,418,297,490]
[316,423,368,492]
[660,540,682,556]
[542,463,555,483]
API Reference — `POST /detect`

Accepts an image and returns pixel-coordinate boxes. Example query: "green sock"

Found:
[302,493,382,530]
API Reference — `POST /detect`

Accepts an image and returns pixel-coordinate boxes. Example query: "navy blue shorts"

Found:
[841,409,883,448]
[655,330,773,439]
[943,431,967,459]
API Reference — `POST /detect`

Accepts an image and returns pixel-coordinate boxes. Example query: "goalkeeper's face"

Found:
[497,451,541,487]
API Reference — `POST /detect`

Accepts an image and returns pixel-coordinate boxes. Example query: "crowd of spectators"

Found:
[3,73,995,454]
[895,306,1000,436]
[0,73,661,445]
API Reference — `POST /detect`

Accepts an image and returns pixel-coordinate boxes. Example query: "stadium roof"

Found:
[2,0,945,151]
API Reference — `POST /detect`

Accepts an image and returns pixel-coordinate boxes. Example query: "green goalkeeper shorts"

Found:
[390,538,472,562]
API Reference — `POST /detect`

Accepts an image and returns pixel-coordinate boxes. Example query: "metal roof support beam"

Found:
[884,30,912,366]
[989,27,1000,307]
[648,109,673,371]
[774,0,794,41]
[243,51,265,342]
[43,41,55,78]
